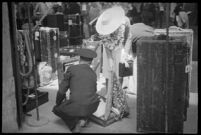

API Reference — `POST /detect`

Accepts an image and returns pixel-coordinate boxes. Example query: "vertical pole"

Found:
[105,70,113,120]
[165,3,170,133]
[100,43,103,73]
[27,2,40,121]
[104,52,114,120]
[166,3,170,42]
[9,2,25,128]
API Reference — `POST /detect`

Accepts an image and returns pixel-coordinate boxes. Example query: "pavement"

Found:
[17,60,198,133]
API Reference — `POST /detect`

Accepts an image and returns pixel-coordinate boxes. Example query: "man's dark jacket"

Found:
[53,64,100,117]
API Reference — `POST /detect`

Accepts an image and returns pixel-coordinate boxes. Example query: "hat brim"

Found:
[77,49,97,58]
[96,6,125,35]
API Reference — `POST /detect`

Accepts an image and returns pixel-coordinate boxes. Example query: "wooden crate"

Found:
[136,37,188,133]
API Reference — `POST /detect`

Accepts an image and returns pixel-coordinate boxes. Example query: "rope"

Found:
[22,87,31,106]
[19,30,33,77]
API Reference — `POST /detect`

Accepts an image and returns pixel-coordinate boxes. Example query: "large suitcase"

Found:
[154,28,193,121]
[43,14,65,31]
[39,27,60,73]
[64,14,83,46]
[154,28,193,92]
[137,36,189,133]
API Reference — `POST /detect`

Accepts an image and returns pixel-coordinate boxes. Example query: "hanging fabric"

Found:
[111,72,129,120]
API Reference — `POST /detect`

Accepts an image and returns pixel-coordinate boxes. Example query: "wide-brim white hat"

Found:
[96,6,125,35]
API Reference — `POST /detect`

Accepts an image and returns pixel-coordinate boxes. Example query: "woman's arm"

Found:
[124,27,133,56]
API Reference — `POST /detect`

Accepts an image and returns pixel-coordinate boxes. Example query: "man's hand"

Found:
[56,91,66,106]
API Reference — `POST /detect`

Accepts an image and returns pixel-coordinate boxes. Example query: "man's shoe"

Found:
[72,121,81,133]
[80,119,89,127]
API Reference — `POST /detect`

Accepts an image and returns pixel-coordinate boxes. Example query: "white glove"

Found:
[120,49,130,68]
[124,60,129,68]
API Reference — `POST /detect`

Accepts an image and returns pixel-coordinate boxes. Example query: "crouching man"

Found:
[52,48,100,133]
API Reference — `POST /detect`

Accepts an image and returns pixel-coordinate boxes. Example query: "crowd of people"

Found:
[15,2,193,36]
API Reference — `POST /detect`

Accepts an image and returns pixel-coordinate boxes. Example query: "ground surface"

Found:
[17,62,198,133]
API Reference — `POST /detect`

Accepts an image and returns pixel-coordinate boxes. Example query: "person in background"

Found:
[15,2,24,29]
[55,5,64,15]
[52,48,100,133]
[19,2,28,21]
[62,2,69,15]
[173,3,183,26]
[183,3,197,27]
[46,2,55,13]
[174,3,190,29]
[127,4,138,25]
[88,2,102,36]
[134,3,142,14]
[21,18,34,30]
[140,3,147,12]
[141,3,156,27]
[81,2,92,39]
[33,2,54,18]
[155,3,160,28]
[149,3,157,27]
[34,2,55,27]
[122,10,155,94]
[32,12,42,26]
[177,11,189,29]
[15,2,35,29]
[101,2,112,10]
[124,9,155,57]
[66,2,81,15]
[158,3,165,28]
[83,17,90,39]
[119,2,130,16]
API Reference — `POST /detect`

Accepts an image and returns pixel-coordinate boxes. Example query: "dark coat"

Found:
[53,64,100,118]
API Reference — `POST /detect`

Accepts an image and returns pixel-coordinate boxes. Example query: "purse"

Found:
[119,60,133,77]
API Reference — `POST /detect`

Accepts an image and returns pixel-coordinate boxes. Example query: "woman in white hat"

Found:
[95,5,131,120]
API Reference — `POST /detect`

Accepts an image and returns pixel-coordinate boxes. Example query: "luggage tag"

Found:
[82,4,87,11]
[68,20,72,25]
[35,31,39,40]
[185,64,192,73]
[53,36,57,41]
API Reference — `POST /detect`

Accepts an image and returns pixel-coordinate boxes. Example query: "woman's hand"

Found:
[124,60,129,68]
[120,49,130,67]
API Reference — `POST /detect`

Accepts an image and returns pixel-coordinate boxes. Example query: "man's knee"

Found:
[52,105,61,117]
